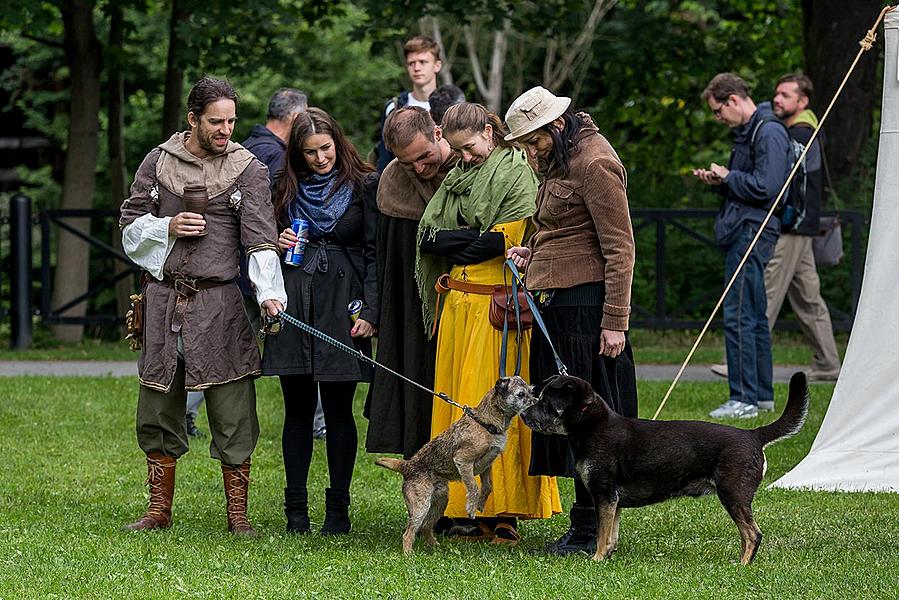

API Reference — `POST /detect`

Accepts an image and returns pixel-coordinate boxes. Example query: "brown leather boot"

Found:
[222,459,259,537]
[122,452,176,531]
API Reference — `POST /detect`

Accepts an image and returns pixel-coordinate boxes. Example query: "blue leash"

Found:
[500,259,569,377]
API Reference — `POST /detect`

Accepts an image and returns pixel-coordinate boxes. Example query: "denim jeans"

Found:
[723,223,777,406]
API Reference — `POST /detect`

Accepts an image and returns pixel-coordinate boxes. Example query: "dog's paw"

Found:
[466,497,479,518]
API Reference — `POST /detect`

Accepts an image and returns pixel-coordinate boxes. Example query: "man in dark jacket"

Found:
[242,88,307,178]
[694,72,791,419]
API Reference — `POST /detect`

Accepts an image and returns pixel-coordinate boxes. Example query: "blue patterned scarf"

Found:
[288,170,354,239]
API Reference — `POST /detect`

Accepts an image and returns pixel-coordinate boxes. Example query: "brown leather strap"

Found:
[435,274,495,296]
[159,275,233,333]
[160,275,231,297]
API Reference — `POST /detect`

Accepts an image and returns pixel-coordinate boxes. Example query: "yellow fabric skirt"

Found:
[430,220,561,519]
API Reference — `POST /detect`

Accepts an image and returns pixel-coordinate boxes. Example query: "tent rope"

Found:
[652,4,898,421]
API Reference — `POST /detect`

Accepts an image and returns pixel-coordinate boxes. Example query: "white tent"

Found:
[772,9,899,492]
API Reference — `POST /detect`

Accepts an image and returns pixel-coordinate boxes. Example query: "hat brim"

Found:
[504,97,572,141]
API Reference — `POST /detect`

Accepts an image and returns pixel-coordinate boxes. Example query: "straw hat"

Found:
[503,86,571,141]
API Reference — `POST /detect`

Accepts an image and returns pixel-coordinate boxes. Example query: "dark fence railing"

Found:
[628,209,865,331]
[39,208,139,326]
[0,214,10,323]
[0,204,867,333]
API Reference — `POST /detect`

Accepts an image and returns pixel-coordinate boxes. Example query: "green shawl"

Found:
[416,146,538,336]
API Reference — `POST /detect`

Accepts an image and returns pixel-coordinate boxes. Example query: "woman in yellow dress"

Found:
[416,102,561,543]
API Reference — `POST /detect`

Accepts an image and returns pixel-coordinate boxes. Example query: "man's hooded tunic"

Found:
[120,132,285,392]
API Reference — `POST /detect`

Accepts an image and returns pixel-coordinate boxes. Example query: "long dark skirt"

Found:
[528,281,638,477]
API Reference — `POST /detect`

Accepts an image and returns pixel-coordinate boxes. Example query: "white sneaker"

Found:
[758,400,774,412]
[709,400,758,419]
[710,363,728,378]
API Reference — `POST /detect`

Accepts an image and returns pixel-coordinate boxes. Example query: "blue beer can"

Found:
[284,218,310,266]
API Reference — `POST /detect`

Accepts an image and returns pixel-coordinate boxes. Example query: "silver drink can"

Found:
[284,218,310,266]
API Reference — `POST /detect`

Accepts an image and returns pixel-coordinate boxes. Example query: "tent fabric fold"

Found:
[771,9,899,493]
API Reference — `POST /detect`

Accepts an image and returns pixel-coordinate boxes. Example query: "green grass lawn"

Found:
[1,376,895,598]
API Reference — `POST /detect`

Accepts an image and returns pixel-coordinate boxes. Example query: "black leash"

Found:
[272,310,502,435]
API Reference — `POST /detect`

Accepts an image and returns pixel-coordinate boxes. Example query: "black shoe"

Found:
[544,505,596,555]
[285,487,310,534]
[433,516,455,535]
[320,487,351,535]
[185,413,205,438]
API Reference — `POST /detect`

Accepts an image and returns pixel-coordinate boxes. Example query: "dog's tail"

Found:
[753,372,809,447]
[375,457,406,474]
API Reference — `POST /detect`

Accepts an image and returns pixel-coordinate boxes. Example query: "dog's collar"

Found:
[463,406,503,435]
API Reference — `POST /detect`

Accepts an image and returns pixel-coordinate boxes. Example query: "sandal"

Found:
[446,520,495,541]
[490,522,521,546]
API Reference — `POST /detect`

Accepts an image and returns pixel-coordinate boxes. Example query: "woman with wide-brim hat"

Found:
[504,86,639,555]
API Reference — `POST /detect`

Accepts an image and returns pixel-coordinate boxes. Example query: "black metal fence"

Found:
[38,208,139,326]
[0,202,867,337]
[628,209,864,331]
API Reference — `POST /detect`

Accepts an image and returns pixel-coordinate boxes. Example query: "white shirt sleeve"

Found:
[121,213,176,281]
[249,249,288,310]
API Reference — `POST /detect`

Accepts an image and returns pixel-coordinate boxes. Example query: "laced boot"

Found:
[122,452,176,531]
[222,459,259,538]
[285,487,310,534]
[544,504,597,555]
[320,487,351,535]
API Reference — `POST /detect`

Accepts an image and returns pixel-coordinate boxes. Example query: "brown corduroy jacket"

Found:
[527,116,635,331]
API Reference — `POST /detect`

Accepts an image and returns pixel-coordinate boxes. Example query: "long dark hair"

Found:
[539,108,584,178]
[273,107,374,220]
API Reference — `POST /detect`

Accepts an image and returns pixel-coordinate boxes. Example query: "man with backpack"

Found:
[765,74,841,381]
[374,36,443,172]
[694,73,791,419]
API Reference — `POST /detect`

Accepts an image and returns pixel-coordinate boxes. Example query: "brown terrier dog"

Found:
[521,372,809,565]
[376,376,535,555]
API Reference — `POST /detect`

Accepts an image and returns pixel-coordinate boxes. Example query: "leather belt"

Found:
[435,274,495,295]
[160,275,232,333]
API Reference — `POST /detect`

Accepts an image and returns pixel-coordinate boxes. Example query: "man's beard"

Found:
[774,108,796,121]
[199,129,228,155]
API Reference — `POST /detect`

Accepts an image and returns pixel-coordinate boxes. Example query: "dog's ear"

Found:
[495,377,510,395]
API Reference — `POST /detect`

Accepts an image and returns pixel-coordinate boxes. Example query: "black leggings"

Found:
[280,375,358,493]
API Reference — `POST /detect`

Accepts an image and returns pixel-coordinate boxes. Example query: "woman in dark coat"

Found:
[504,86,638,555]
[262,107,378,535]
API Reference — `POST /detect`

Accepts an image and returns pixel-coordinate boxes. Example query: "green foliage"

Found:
[1,377,897,598]
[589,0,804,209]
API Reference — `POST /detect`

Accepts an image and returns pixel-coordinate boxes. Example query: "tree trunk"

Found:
[108,3,134,331]
[463,20,509,113]
[52,0,102,342]
[161,0,188,140]
[421,15,454,85]
[802,0,883,186]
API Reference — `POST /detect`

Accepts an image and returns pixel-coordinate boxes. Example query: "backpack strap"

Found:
[749,115,789,162]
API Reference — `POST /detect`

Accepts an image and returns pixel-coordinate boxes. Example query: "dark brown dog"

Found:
[376,376,535,554]
[521,372,809,565]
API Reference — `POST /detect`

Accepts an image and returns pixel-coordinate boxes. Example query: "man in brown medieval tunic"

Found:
[119,77,286,537]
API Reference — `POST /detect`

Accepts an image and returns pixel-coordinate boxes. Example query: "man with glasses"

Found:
[693,72,791,419]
